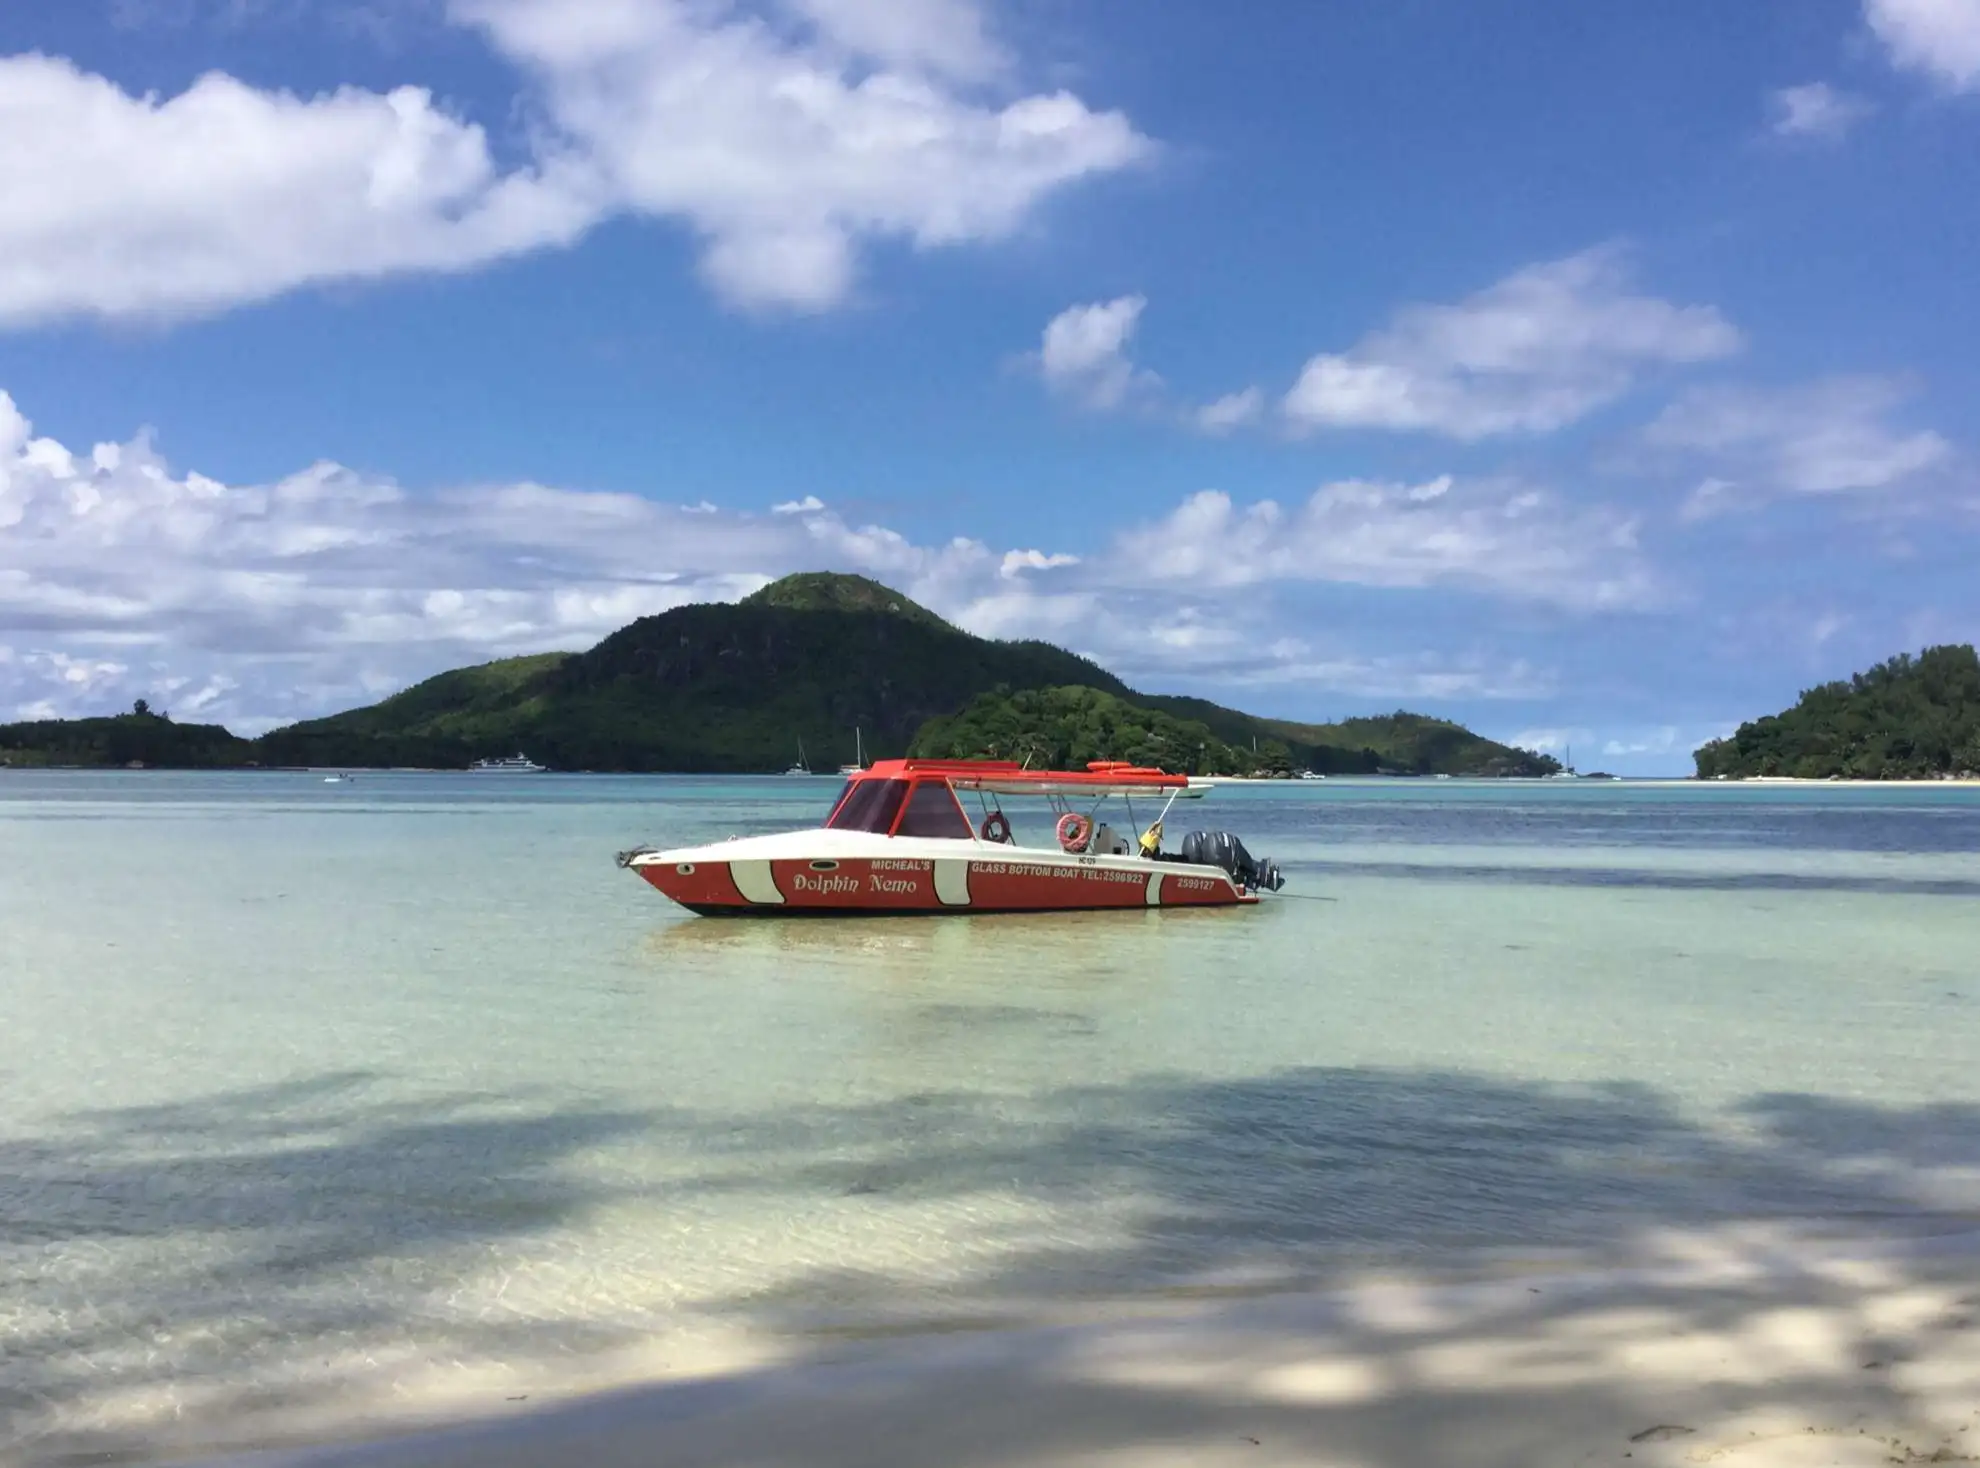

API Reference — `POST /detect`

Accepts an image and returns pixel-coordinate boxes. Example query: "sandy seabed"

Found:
[128,1226,1980,1468]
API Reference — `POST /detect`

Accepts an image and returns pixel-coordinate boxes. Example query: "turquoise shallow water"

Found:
[3,772,1979,1457]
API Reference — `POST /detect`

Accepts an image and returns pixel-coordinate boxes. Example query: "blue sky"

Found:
[1,0,1976,771]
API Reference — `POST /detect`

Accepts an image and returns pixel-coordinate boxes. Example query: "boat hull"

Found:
[629,850,1253,915]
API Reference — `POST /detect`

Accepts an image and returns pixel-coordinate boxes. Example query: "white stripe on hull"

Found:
[729,859,784,905]
[1144,871,1163,906]
[934,859,972,907]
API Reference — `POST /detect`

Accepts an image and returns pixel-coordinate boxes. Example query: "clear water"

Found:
[3,773,1979,1459]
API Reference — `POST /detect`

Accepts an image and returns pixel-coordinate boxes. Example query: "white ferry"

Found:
[469,753,546,773]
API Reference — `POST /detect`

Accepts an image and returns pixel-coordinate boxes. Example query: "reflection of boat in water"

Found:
[637,911,1192,1054]
[618,759,1285,916]
[644,899,1222,955]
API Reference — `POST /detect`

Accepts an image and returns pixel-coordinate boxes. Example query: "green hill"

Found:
[0,703,248,769]
[1694,645,1980,780]
[253,653,570,770]
[4,573,1560,776]
[1134,697,1558,776]
[259,578,1130,772]
[740,571,953,628]
[912,687,1274,776]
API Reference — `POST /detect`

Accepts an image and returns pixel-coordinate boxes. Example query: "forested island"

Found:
[1694,644,1980,780]
[912,687,1553,778]
[0,701,249,770]
[2,573,1561,777]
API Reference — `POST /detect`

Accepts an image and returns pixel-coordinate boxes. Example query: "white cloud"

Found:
[1507,725,1701,768]
[1111,475,1661,612]
[1602,727,1680,757]
[1,386,922,723]
[1768,82,1875,139]
[26,651,131,696]
[941,584,1554,700]
[1645,378,1954,515]
[0,0,1150,327]
[1503,723,1726,772]
[785,0,1010,83]
[1507,727,1586,756]
[1866,0,1980,91]
[1034,301,1266,431]
[1193,387,1265,435]
[1035,295,1157,408]
[1198,649,1553,701]
[772,494,827,515]
[0,53,597,329]
[1281,248,1741,440]
[999,549,1079,577]
[1,388,1653,728]
[454,0,1151,312]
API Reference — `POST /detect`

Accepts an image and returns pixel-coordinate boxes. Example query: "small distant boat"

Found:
[783,740,812,777]
[837,727,865,777]
[1297,770,1326,781]
[470,753,546,773]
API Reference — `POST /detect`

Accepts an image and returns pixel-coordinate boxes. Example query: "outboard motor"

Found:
[1179,830,1285,893]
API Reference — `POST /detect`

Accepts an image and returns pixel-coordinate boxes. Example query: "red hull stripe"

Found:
[637,859,746,907]
[638,857,1243,912]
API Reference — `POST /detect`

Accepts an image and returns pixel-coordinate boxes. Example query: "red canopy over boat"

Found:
[850,758,1192,796]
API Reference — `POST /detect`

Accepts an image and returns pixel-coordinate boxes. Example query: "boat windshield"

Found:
[825,778,909,833]
[894,781,972,839]
[823,777,973,837]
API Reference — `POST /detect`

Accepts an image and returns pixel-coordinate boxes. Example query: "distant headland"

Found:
[1693,644,1980,781]
[0,573,1560,778]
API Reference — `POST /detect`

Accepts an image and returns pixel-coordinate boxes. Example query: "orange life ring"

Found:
[980,811,1012,843]
[1056,812,1093,852]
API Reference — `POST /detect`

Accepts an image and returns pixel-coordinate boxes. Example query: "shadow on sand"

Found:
[4,1063,1980,1466]
[0,1073,652,1465]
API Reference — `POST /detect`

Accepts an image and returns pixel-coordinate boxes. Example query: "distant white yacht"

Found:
[783,740,812,777]
[470,753,545,773]
[837,727,865,777]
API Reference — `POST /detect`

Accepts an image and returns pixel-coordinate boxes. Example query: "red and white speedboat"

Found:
[619,759,1285,916]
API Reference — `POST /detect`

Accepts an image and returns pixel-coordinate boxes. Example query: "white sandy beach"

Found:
[157,1227,1980,1468]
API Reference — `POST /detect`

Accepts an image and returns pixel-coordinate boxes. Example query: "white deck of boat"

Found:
[631,828,1225,880]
